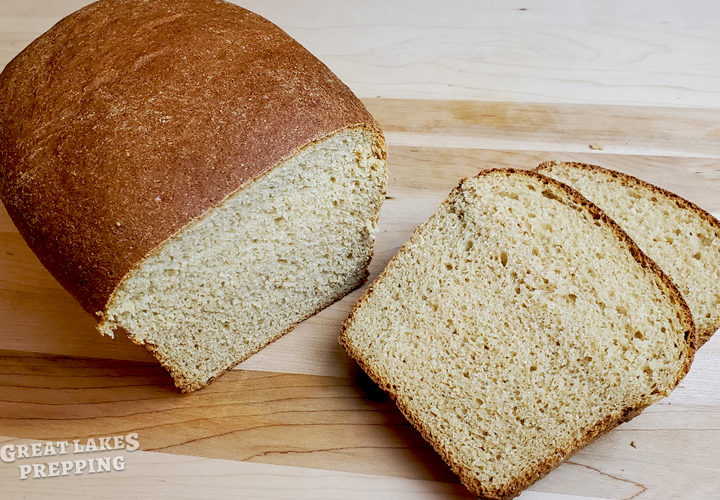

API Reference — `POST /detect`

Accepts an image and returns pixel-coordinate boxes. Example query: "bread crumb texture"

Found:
[100,128,386,391]
[538,161,720,345]
[341,169,692,499]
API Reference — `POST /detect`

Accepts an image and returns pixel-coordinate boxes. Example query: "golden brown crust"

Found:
[0,0,380,316]
[340,168,695,499]
[536,160,720,345]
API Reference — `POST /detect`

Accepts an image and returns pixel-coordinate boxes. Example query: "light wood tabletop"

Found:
[1,1,719,498]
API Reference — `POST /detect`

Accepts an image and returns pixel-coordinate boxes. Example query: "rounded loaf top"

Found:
[0,0,380,315]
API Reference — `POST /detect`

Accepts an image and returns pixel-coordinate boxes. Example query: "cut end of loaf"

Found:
[537,161,720,346]
[98,128,386,391]
[341,169,693,498]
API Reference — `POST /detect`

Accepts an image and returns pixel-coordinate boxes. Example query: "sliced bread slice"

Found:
[537,161,720,346]
[340,169,694,499]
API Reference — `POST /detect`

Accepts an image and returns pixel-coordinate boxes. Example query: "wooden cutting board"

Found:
[2,0,720,496]
[1,98,719,499]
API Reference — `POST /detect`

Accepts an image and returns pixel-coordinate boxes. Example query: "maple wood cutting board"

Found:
[0,97,719,499]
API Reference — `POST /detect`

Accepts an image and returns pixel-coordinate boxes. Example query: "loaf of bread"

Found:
[537,161,720,346]
[340,169,694,499]
[0,0,387,391]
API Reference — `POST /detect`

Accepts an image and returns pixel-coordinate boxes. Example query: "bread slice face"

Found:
[537,161,720,346]
[340,169,694,499]
[98,128,386,391]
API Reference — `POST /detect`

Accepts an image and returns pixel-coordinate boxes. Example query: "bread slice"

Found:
[0,0,387,391]
[537,161,720,346]
[340,169,694,499]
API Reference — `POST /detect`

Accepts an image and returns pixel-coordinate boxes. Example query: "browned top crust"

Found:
[0,0,380,315]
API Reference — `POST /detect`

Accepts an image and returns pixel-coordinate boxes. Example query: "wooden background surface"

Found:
[1,1,719,498]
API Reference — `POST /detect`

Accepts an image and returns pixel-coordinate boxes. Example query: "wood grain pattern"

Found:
[0,352,459,483]
[3,1,720,108]
[0,436,474,500]
[0,351,717,499]
[238,0,720,108]
[1,1,720,498]
[0,437,617,500]
[365,99,720,159]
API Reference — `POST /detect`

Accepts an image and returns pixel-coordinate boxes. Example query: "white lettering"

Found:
[125,432,139,452]
[18,464,31,480]
[57,441,68,454]
[112,435,124,450]
[32,463,47,478]
[60,460,73,476]
[16,444,30,459]
[0,444,15,463]
[84,439,97,453]
[98,436,112,451]
[8,436,136,480]
[74,460,87,475]
[43,442,57,457]
[47,462,60,477]
[95,457,111,473]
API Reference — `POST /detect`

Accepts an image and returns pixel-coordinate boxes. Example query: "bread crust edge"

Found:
[536,160,720,345]
[340,168,695,499]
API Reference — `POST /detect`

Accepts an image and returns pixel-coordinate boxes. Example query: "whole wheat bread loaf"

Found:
[340,169,694,499]
[0,0,387,391]
[536,161,720,346]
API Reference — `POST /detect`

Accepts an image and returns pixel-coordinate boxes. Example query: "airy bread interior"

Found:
[341,170,692,498]
[98,128,386,391]
[537,161,720,346]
